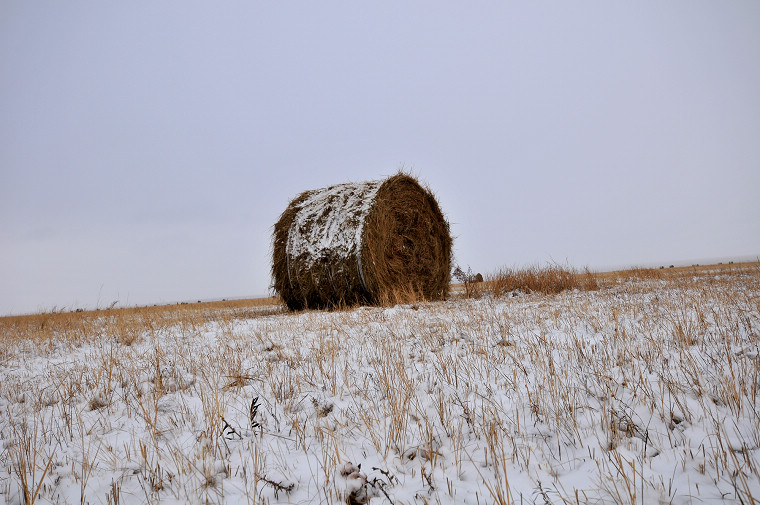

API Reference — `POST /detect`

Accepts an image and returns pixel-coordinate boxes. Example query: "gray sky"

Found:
[2,2,759,315]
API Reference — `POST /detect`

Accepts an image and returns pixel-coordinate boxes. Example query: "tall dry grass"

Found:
[482,264,599,297]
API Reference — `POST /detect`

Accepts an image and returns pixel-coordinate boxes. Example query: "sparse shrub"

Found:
[453,265,485,298]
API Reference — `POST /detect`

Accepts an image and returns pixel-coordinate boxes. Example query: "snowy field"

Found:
[1,267,759,504]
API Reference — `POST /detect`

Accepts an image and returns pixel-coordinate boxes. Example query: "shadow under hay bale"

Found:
[272,173,452,310]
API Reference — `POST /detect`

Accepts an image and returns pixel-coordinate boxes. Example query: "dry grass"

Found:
[453,261,760,300]
[483,264,599,296]
[0,298,285,363]
[597,260,760,283]
[1,262,759,504]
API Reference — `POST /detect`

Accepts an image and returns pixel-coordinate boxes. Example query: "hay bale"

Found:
[272,173,452,310]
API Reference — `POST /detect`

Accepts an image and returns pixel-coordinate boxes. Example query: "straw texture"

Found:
[272,174,452,310]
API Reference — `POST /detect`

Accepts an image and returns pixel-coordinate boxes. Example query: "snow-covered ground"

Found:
[1,270,759,504]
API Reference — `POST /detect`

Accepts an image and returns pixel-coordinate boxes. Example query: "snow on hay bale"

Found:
[272,173,452,310]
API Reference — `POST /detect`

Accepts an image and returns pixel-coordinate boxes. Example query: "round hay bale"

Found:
[272,173,452,310]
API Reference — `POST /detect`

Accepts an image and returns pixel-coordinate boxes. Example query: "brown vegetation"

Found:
[483,264,599,296]
[453,260,760,299]
[0,297,284,351]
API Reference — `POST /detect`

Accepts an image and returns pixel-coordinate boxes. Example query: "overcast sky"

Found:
[2,2,759,315]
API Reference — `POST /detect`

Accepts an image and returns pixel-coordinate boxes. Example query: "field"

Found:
[1,263,759,504]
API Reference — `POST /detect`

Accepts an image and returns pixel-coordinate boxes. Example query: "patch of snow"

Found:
[286,180,382,266]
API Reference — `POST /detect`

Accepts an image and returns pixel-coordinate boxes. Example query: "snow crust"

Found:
[286,180,382,266]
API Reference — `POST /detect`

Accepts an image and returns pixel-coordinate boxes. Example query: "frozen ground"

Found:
[1,270,759,504]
